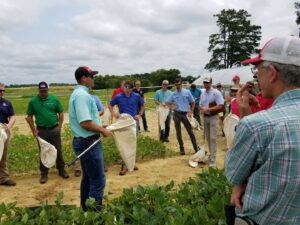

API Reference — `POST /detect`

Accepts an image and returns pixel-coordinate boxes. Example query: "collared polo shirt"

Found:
[199,88,224,108]
[27,95,63,128]
[154,89,172,103]
[226,89,300,225]
[69,85,101,138]
[166,88,194,112]
[110,92,144,118]
[189,88,202,104]
[0,98,15,123]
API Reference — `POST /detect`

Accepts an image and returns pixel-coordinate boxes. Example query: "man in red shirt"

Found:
[111,81,124,99]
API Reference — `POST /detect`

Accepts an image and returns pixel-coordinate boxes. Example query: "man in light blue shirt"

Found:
[166,78,199,155]
[69,66,111,211]
[154,80,172,142]
[199,76,224,168]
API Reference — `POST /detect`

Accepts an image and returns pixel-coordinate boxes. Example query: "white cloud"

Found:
[0,0,298,84]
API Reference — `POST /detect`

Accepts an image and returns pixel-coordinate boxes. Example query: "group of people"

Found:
[0,36,299,224]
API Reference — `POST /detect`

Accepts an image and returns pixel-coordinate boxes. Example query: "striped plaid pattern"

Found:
[226,89,300,225]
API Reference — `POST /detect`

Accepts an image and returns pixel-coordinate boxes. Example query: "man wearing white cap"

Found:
[199,76,224,168]
[226,36,300,225]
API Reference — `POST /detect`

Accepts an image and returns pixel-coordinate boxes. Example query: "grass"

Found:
[8,124,175,174]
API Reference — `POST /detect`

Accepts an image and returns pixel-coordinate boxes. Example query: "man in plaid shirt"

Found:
[226,36,300,225]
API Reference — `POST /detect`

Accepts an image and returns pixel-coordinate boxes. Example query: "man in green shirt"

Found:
[26,82,69,184]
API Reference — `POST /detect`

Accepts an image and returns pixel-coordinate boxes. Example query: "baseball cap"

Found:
[38,81,48,90]
[232,75,240,81]
[241,36,300,66]
[75,66,98,81]
[124,81,134,89]
[216,82,222,87]
[203,76,212,83]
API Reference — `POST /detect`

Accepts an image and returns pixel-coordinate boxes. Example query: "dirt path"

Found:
[0,111,228,207]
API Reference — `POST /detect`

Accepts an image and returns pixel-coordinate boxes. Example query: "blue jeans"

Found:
[72,137,105,211]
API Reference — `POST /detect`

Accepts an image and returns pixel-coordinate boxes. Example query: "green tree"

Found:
[295,2,300,25]
[205,9,261,71]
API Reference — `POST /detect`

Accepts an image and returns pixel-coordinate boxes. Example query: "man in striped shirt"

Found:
[226,36,300,225]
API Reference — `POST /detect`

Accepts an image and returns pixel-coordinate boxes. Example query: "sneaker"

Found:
[164,139,170,143]
[0,179,16,186]
[40,174,48,184]
[134,165,139,171]
[180,151,185,155]
[74,170,81,177]
[59,170,70,179]
[144,129,150,132]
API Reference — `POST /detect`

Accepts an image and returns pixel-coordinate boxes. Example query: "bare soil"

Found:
[0,110,228,207]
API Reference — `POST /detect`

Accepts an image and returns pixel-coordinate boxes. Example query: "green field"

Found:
[6,86,158,115]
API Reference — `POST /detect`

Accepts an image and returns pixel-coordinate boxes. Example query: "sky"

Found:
[0,0,298,85]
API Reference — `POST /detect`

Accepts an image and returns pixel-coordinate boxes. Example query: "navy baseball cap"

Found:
[75,66,98,81]
[38,81,48,90]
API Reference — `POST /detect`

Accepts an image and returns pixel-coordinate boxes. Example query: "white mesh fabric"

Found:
[107,114,137,172]
[223,113,240,149]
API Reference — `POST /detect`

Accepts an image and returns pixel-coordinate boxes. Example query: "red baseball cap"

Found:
[241,36,300,66]
[232,75,240,81]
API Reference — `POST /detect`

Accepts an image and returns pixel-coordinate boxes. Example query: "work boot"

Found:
[0,179,16,186]
[119,164,128,176]
[59,169,70,179]
[40,174,48,184]
[74,170,81,177]
[179,147,185,155]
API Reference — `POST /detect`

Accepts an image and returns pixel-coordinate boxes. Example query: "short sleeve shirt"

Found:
[110,92,144,118]
[0,98,15,123]
[69,85,101,138]
[199,88,224,108]
[27,95,63,128]
[92,95,104,112]
[154,89,172,103]
[166,88,194,112]
[189,88,202,104]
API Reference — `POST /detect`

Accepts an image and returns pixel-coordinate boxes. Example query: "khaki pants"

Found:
[203,115,218,164]
[0,132,11,184]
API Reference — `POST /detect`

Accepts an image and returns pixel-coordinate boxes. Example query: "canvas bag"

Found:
[107,114,137,172]
[157,105,170,130]
[0,125,8,161]
[102,108,112,126]
[188,115,201,130]
[38,137,57,168]
[223,113,240,149]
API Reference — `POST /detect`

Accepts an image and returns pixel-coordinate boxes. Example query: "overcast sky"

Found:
[0,0,298,85]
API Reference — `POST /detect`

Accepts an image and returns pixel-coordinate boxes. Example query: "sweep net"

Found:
[0,124,8,161]
[107,114,137,172]
[223,113,240,149]
[157,106,170,130]
[38,137,57,168]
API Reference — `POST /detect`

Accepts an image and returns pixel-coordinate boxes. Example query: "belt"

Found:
[174,111,188,114]
[204,114,217,117]
[37,124,58,130]
[74,134,100,141]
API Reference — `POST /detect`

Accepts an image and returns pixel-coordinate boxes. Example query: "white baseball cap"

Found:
[203,76,212,83]
[241,36,300,66]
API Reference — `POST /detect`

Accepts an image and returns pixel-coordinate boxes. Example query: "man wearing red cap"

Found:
[232,75,242,88]
[226,36,300,225]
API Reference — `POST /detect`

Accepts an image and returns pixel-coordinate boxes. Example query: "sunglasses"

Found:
[203,82,210,84]
[174,83,181,86]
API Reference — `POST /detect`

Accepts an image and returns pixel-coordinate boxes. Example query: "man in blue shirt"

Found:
[226,36,300,225]
[0,83,16,186]
[109,80,144,175]
[69,66,111,211]
[154,80,172,142]
[189,84,202,126]
[166,78,199,155]
[199,77,224,168]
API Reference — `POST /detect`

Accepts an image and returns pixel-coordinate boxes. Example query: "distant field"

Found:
[6,86,158,115]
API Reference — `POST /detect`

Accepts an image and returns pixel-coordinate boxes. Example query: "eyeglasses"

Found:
[0,90,5,92]
[203,82,210,84]
[174,83,181,86]
[162,83,168,86]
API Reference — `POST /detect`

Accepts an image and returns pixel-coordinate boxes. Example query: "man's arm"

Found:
[108,103,119,119]
[25,115,38,137]
[58,112,63,129]
[6,115,16,130]
[80,120,111,137]
[188,102,195,117]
